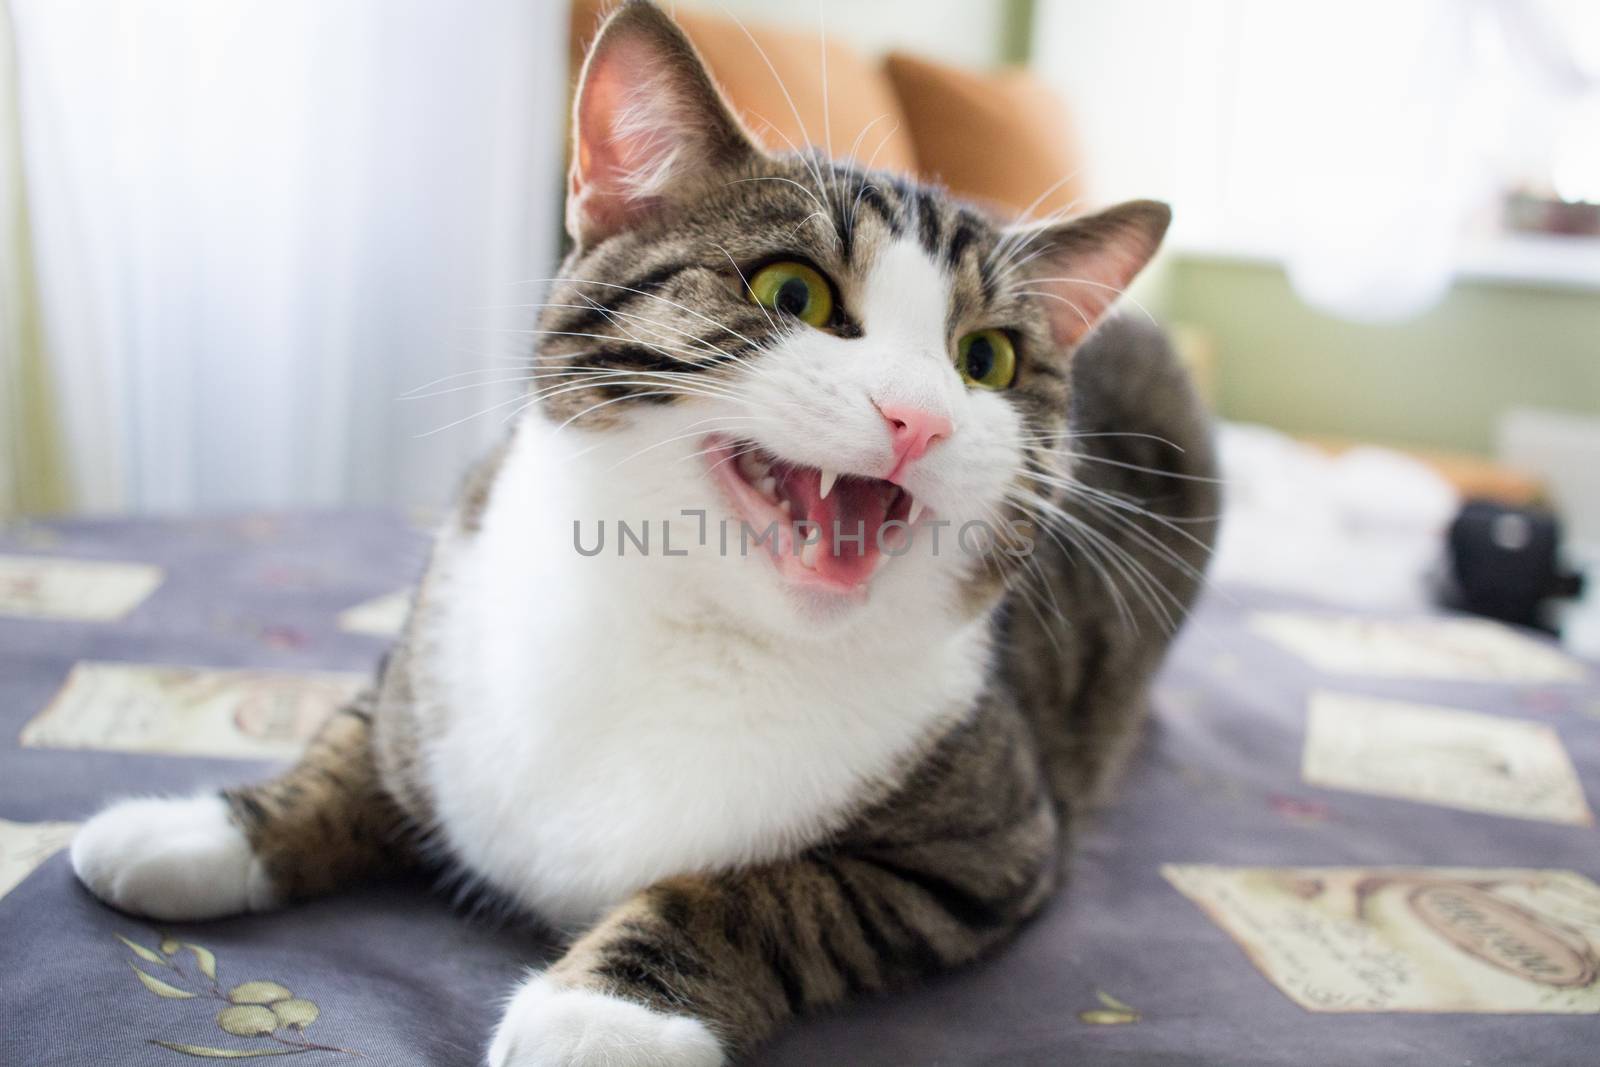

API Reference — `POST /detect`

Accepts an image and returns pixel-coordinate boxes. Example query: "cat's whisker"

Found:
[1054,451,1225,486]
[518,277,760,350]
[1034,471,1224,527]
[996,172,1085,236]
[1048,474,1218,559]
[987,189,1085,278]
[701,440,765,477]
[1004,483,1120,600]
[840,113,893,168]
[789,210,835,243]
[538,376,746,411]
[471,327,723,365]
[995,196,1091,273]
[818,1,834,163]
[401,375,569,401]
[1014,430,1187,452]
[1017,421,1221,535]
[397,361,538,399]
[716,245,780,334]
[840,119,900,239]
[571,295,735,366]
[1005,481,1190,633]
[1044,513,1175,634]
[724,176,830,227]
[747,127,833,227]
[414,389,547,439]
[995,244,1054,283]
[1051,486,1213,590]
[602,417,767,473]
[463,366,750,426]
[1012,289,1093,333]
[846,175,876,241]
[718,7,839,242]
[544,388,734,435]
[1056,509,1185,633]
[1066,490,1232,617]
[1010,277,1160,329]
[1008,490,1139,632]
[990,207,1089,288]
[541,368,748,406]
[405,366,749,405]
[532,298,737,360]
[998,559,1070,654]
[968,496,1069,641]
[586,299,750,362]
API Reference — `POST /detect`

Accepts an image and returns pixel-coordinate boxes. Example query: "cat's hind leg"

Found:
[72,695,415,920]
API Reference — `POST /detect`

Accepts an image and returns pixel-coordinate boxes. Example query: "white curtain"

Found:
[10,0,567,513]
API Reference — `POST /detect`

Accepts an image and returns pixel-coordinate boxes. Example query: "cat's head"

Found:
[533,1,1167,631]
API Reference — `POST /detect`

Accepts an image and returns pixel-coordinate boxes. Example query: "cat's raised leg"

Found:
[72,696,413,920]
[489,825,1056,1067]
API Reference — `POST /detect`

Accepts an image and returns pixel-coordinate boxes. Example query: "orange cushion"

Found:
[883,51,1088,218]
[570,1,918,176]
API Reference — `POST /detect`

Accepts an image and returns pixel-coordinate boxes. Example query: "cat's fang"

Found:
[701,434,903,594]
[908,498,926,526]
[818,468,839,500]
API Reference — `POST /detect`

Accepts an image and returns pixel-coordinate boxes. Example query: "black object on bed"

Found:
[1444,498,1586,633]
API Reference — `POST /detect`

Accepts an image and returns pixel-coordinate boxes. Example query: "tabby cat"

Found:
[71,3,1217,1063]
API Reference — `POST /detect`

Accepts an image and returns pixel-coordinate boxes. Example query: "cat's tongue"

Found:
[775,466,897,588]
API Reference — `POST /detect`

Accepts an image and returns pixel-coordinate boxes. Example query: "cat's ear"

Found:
[1003,200,1171,348]
[567,1,763,246]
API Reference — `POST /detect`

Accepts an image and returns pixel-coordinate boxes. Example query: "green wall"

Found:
[1165,258,1600,455]
[1000,0,1037,63]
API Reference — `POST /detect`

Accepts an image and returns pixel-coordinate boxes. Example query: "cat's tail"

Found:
[1003,313,1221,812]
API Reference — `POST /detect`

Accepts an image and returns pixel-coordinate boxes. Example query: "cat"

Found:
[69,3,1218,1064]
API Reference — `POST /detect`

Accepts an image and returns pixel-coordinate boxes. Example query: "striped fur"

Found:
[221,692,417,901]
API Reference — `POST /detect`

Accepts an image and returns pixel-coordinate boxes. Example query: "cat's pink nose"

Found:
[879,403,952,469]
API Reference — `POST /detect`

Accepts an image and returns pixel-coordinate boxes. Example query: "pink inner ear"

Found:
[569,36,684,241]
[1028,233,1161,349]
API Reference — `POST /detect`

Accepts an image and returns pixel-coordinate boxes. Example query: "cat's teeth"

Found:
[800,540,819,569]
[778,499,792,516]
[818,468,839,499]
[757,476,777,501]
[737,452,765,480]
[908,498,926,525]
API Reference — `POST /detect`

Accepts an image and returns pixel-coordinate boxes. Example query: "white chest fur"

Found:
[424,418,989,927]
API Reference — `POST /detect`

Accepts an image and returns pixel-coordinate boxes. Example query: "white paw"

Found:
[487,975,724,1067]
[71,794,276,921]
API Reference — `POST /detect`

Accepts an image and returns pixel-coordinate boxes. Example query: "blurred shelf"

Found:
[1169,231,1600,293]
[1455,233,1600,291]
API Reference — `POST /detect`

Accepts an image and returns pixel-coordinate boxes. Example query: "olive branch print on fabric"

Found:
[117,933,361,1059]
[1078,989,1141,1026]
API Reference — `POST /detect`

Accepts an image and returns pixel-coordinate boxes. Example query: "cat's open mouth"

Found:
[702,435,921,593]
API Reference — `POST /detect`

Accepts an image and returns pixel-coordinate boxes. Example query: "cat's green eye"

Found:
[956,329,1016,390]
[748,260,833,328]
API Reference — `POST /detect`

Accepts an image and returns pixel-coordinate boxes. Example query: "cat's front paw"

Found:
[488,976,724,1067]
[71,794,275,920]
